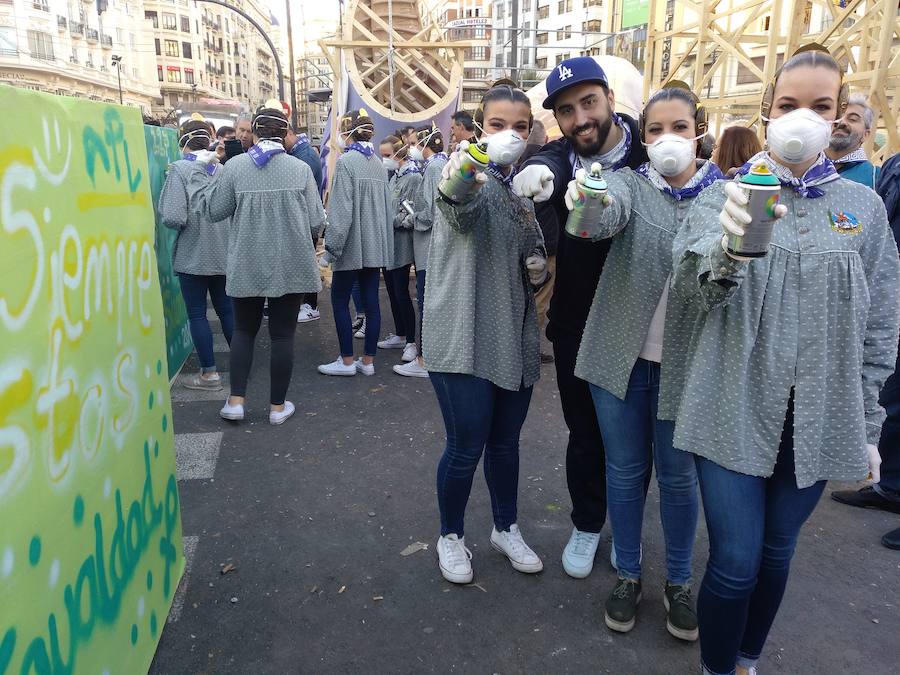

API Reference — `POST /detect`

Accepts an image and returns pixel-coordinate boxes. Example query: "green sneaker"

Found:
[605,577,642,633]
[664,582,699,642]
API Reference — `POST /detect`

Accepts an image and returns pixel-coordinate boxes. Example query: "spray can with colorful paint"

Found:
[725,163,782,258]
[438,141,489,204]
[565,162,609,239]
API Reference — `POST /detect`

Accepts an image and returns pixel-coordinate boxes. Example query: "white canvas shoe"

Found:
[393,360,428,378]
[437,534,473,584]
[377,333,406,349]
[562,528,601,579]
[297,304,320,323]
[317,357,357,377]
[490,524,543,574]
[219,400,244,421]
[401,342,418,362]
[355,359,375,376]
[269,401,295,425]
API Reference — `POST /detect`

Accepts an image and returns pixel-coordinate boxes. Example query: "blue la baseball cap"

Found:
[542,56,609,110]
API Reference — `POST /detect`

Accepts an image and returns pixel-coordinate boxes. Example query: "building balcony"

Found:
[86,28,99,43]
[101,34,112,48]
[70,22,84,37]
[33,1,50,12]
[57,16,67,30]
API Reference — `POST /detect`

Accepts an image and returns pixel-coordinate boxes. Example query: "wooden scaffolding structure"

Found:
[642,0,900,161]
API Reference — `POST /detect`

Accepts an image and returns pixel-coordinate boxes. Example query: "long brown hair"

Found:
[713,126,762,173]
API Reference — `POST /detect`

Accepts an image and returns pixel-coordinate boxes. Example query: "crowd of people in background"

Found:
[158,47,900,675]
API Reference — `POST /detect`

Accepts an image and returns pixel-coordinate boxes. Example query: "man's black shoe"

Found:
[830,486,900,515]
[882,526,900,550]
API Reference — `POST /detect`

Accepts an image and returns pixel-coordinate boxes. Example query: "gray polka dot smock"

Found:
[390,166,421,268]
[670,176,900,487]
[325,149,394,272]
[574,166,717,417]
[194,152,326,298]
[424,174,545,391]
[413,154,449,272]
[160,159,229,276]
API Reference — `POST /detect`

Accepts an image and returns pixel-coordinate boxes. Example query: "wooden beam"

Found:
[323,39,474,48]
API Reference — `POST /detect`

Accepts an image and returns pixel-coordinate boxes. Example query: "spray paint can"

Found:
[565,162,609,239]
[725,163,782,258]
[438,141,489,204]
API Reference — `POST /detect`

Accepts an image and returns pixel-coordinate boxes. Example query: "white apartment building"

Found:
[296,48,331,144]
[0,0,160,111]
[439,0,492,108]
[144,0,277,117]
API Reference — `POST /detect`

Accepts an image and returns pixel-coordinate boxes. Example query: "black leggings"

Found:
[230,294,303,405]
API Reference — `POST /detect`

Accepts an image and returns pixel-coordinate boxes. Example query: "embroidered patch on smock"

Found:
[829,210,861,234]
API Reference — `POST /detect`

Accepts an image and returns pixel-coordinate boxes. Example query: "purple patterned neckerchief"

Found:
[735,151,838,198]
[247,140,285,168]
[635,160,724,201]
[486,162,516,186]
[184,153,218,176]
[398,163,420,178]
[569,113,633,177]
[426,152,449,169]
[348,141,375,157]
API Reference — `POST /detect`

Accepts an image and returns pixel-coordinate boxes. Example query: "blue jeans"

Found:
[383,265,415,342]
[177,273,233,371]
[695,398,826,675]
[590,359,698,584]
[351,280,365,316]
[876,348,900,500]
[332,268,380,357]
[430,372,533,537]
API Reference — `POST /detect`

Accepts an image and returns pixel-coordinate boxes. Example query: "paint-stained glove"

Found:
[512,164,555,202]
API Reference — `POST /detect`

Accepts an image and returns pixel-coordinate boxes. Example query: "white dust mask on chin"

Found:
[643,133,698,177]
[764,108,834,163]
[484,129,527,166]
[382,157,400,170]
[336,133,348,150]
[408,146,424,161]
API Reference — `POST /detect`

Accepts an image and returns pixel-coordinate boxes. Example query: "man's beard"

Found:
[829,125,862,154]
[566,108,614,156]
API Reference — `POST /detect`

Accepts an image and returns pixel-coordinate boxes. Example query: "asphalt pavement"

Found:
[149,288,900,674]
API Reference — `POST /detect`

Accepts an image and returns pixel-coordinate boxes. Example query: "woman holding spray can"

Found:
[393,125,448,378]
[377,135,421,365]
[671,46,900,674]
[568,83,724,640]
[424,84,549,584]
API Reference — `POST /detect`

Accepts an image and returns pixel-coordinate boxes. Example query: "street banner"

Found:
[0,85,184,674]
[143,125,193,381]
[621,0,650,29]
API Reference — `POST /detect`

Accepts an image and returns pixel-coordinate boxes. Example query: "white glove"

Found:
[525,255,548,286]
[720,181,787,260]
[564,168,612,211]
[512,164,555,202]
[866,443,881,484]
[441,139,488,186]
[192,149,219,166]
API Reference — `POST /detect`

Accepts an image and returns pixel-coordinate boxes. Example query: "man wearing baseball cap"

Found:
[512,56,647,580]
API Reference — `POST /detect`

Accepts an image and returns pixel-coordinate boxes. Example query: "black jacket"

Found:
[876,153,900,251]
[523,112,646,342]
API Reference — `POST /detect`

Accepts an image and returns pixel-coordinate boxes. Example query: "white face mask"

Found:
[408,146,424,161]
[643,133,698,177]
[764,108,834,163]
[382,157,399,171]
[336,134,347,150]
[483,129,527,166]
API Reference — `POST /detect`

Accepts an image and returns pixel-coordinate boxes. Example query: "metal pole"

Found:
[285,0,298,129]
[193,0,285,103]
[510,0,519,83]
[117,64,122,104]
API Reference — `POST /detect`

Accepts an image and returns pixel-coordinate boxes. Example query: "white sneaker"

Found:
[393,360,428,378]
[377,333,406,349]
[437,534,473,584]
[354,317,366,339]
[317,357,357,377]
[562,528,601,579]
[269,401,295,425]
[490,524,543,574]
[609,539,642,572]
[219,400,244,421]
[401,342,418,362]
[355,359,375,376]
[297,304,320,323]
